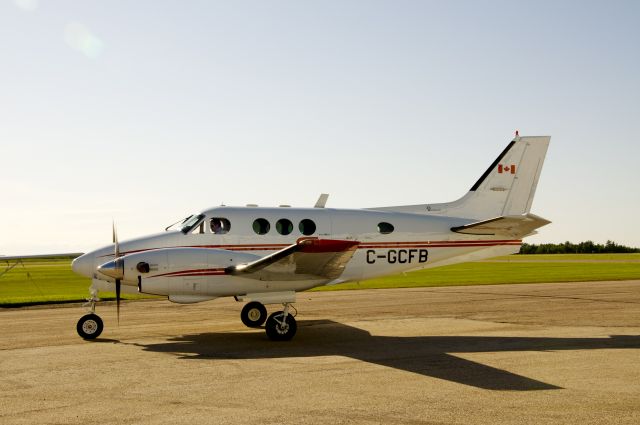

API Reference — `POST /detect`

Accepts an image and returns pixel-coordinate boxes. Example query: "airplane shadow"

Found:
[130,320,640,391]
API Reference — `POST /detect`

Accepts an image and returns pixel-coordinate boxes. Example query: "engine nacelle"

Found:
[115,248,260,296]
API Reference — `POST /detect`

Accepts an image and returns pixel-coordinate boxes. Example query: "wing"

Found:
[450,213,551,238]
[226,238,359,281]
[0,253,83,261]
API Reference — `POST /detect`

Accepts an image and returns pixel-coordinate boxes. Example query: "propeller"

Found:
[112,221,121,325]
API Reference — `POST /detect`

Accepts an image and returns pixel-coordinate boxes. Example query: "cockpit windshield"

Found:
[180,214,205,234]
[165,214,205,234]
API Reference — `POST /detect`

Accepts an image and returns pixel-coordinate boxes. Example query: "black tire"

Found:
[241,302,267,328]
[265,311,297,341]
[77,313,103,340]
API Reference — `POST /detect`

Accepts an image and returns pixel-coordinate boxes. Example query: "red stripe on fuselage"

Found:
[100,240,522,258]
[149,268,227,278]
[361,242,521,248]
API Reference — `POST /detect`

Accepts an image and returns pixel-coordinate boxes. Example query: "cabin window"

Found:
[276,219,293,235]
[377,222,394,234]
[253,218,270,235]
[299,219,316,236]
[210,217,231,234]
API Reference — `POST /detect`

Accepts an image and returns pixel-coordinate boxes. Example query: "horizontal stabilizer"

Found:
[450,214,551,238]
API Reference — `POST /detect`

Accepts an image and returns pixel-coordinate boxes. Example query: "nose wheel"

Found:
[240,301,268,328]
[77,286,104,340]
[77,313,104,339]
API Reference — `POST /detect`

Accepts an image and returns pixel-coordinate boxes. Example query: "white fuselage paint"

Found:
[73,206,521,299]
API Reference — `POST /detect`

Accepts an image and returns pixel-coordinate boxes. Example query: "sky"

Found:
[1,0,639,255]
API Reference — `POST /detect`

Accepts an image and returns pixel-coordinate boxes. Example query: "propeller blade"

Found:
[112,221,120,258]
[115,278,121,325]
[112,222,122,325]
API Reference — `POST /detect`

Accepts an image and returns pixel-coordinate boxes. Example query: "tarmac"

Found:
[1,280,640,425]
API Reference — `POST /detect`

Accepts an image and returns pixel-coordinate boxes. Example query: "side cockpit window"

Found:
[210,217,231,234]
[193,221,205,234]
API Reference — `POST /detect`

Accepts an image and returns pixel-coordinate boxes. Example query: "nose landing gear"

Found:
[77,313,103,339]
[77,287,104,340]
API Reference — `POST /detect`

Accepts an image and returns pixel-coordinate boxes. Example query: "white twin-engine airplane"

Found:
[70,134,550,341]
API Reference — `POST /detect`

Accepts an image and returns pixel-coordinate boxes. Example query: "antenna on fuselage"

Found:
[314,193,329,208]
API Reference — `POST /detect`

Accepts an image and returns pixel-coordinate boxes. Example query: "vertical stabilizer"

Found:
[466,135,550,217]
[372,135,550,219]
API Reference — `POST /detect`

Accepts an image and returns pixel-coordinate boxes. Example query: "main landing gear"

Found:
[240,302,268,328]
[265,303,297,341]
[77,287,104,340]
[240,301,297,341]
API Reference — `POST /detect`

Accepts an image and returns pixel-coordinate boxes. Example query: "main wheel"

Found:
[265,311,297,341]
[241,302,267,328]
[77,313,103,340]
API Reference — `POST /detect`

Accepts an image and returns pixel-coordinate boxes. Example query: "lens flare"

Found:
[64,22,104,59]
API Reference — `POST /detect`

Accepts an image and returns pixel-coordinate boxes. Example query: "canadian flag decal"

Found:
[498,164,516,174]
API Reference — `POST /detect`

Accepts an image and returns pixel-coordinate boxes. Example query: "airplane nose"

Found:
[97,258,124,279]
[71,254,94,278]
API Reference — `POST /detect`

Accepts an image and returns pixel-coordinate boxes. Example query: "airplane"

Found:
[4,133,551,341]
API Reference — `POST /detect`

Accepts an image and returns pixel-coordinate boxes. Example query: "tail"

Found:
[373,135,550,219]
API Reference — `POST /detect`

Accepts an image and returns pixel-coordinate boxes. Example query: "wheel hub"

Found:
[248,308,261,321]
[82,320,98,334]
[276,322,289,334]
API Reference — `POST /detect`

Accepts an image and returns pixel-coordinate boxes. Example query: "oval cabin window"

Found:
[377,222,394,234]
[252,218,270,235]
[299,219,316,236]
[276,219,293,235]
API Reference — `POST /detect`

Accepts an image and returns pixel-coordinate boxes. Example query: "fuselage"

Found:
[72,205,522,299]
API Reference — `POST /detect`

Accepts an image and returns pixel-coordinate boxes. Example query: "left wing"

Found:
[226,238,359,281]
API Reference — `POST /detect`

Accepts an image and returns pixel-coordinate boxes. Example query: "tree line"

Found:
[519,241,639,254]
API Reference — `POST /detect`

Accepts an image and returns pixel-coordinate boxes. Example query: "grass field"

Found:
[484,253,640,262]
[0,258,152,306]
[1,254,639,306]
